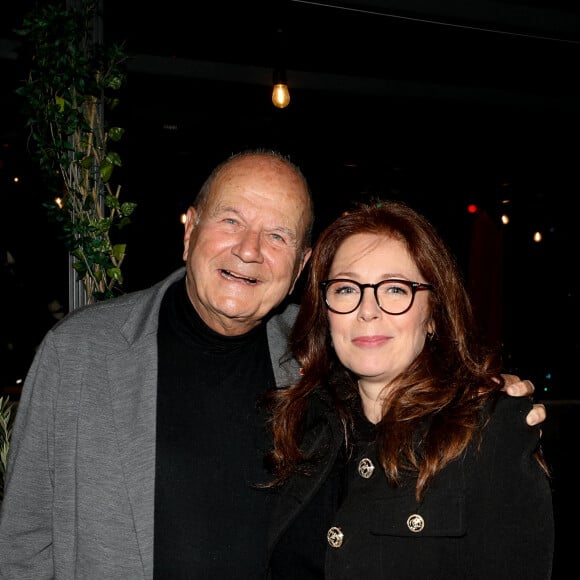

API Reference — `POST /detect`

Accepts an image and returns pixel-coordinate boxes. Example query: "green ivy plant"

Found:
[0,396,17,504]
[15,0,136,303]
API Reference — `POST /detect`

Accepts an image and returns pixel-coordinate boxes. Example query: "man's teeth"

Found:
[222,270,257,284]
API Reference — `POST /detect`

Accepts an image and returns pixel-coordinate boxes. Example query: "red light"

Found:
[467,203,478,214]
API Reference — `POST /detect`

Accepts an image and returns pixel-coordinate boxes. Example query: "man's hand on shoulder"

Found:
[501,373,546,426]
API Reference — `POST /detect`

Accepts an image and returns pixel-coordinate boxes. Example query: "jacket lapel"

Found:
[109,268,185,577]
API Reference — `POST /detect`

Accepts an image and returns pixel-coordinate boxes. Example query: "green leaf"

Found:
[100,161,113,182]
[55,95,66,112]
[105,151,122,167]
[107,267,123,282]
[112,243,126,261]
[120,202,137,216]
[107,75,123,90]
[108,126,124,142]
[105,194,120,209]
[72,262,87,278]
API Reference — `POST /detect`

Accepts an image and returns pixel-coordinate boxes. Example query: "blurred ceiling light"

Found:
[272,68,290,109]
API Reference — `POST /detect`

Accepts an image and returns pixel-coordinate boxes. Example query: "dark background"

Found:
[0,2,578,576]
[2,0,579,400]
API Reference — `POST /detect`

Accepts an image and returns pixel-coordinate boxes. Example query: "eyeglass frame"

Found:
[320,278,434,315]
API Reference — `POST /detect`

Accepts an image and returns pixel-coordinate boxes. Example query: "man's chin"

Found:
[209,298,264,329]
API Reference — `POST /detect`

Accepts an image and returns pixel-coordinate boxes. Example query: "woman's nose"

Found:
[357,287,380,320]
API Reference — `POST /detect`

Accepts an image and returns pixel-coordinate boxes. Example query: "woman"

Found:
[265,201,553,579]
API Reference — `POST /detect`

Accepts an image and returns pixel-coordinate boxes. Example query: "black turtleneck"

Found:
[153,277,276,579]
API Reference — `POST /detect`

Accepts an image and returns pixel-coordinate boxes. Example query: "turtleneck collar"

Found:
[168,276,266,353]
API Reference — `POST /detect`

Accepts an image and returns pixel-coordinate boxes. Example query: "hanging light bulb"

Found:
[272,68,290,109]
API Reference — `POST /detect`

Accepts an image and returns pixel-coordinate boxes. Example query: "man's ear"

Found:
[182,206,199,261]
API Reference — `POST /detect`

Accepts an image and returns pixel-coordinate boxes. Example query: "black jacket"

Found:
[267,392,554,579]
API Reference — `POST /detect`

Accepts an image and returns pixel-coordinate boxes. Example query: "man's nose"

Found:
[232,230,264,262]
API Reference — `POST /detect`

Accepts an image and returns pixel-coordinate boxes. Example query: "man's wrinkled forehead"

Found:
[207,155,311,240]
[211,194,299,238]
[213,161,308,209]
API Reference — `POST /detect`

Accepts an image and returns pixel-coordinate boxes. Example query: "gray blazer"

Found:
[0,268,301,580]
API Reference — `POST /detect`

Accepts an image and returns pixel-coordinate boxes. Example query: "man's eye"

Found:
[269,233,286,243]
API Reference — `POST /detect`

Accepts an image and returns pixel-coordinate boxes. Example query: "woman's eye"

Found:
[385,285,408,295]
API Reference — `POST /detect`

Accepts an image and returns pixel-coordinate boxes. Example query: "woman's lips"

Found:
[352,335,389,347]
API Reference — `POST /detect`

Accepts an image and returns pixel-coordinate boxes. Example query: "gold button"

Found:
[357,457,375,479]
[407,513,425,533]
[327,526,344,548]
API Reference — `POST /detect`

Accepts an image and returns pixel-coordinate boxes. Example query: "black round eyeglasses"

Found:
[321,278,434,315]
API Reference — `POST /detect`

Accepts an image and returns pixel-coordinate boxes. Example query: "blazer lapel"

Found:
[108,268,184,577]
